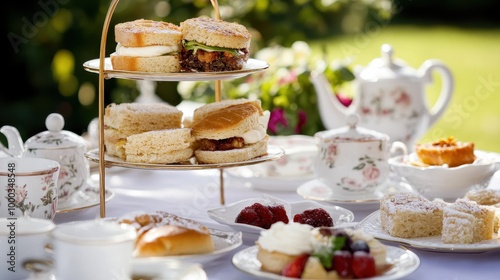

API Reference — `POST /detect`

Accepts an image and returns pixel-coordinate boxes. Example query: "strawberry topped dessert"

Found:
[256,222,390,279]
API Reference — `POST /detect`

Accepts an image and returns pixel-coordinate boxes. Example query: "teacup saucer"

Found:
[297,176,415,206]
[56,183,114,213]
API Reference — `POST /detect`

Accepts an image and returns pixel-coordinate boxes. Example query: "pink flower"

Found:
[294,110,307,134]
[336,92,353,107]
[363,166,380,181]
[268,108,288,134]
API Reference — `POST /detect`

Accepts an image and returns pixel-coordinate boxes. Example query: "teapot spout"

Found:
[310,71,350,130]
[0,125,25,157]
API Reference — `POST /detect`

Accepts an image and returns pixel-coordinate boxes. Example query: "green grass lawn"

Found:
[311,25,500,153]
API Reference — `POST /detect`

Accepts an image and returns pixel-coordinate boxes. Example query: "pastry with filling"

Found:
[415,136,475,167]
[119,211,214,257]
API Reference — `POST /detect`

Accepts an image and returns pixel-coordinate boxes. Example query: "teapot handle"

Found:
[0,125,25,157]
[419,59,454,126]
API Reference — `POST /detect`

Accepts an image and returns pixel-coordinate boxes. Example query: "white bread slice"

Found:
[180,17,251,49]
[110,53,180,73]
[192,99,262,124]
[115,19,182,47]
[125,128,194,164]
[191,102,261,140]
[194,136,268,164]
[104,102,183,160]
[104,103,182,131]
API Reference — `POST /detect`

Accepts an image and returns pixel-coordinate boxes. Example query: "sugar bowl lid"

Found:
[24,113,87,149]
[315,114,389,141]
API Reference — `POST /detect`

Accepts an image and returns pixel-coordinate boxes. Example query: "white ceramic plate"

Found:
[83,58,269,81]
[225,135,317,192]
[207,195,354,243]
[232,245,420,280]
[131,259,207,280]
[26,259,207,280]
[133,228,242,264]
[296,177,415,205]
[85,146,284,170]
[226,166,315,192]
[56,183,114,213]
[358,210,500,253]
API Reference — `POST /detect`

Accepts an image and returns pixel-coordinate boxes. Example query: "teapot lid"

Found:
[357,44,419,81]
[25,113,87,149]
[315,114,389,142]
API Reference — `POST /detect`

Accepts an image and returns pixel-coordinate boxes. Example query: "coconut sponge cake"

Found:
[110,19,182,73]
[190,99,270,164]
[104,102,183,159]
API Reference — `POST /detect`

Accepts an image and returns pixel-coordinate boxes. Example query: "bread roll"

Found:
[191,103,261,140]
[134,224,214,257]
[190,99,270,164]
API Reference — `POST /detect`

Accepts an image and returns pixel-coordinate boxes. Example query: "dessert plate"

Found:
[83,58,269,81]
[85,146,284,170]
[133,228,242,264]
[296,177,415,205]
[232,244,420,280]
[56,183,115,213]
[207,195,354,244]
[358,210,500,253]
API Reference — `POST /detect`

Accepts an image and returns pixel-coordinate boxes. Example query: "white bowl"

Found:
[207,195,354,245]
[389,152,496,201]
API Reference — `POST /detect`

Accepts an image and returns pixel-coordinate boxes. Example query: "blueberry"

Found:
[350,240,370,253]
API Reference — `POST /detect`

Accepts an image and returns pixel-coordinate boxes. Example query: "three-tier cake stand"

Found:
[83,0,284,217]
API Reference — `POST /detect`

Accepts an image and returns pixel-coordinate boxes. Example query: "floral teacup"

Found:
[0,157,60,220]
[314,114,405,199]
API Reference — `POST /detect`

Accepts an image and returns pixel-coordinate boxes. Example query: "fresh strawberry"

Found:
[333,250,352,277]
[281,253,310,278]
[267,204,289,224]
[234,203,274,229]
[352,251,376,278]
[293,208,333,227]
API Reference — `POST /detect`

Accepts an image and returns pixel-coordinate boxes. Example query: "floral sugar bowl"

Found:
[0,113,90,208]
[314,114,405,199]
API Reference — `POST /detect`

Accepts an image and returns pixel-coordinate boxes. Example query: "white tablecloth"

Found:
[54,168,500,280]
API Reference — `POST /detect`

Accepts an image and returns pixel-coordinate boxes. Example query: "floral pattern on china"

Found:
[0,113,90,206]
[4,174,58,220]
[311,43,454,149]
[315,114,406,198]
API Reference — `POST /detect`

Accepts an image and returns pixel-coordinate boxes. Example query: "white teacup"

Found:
[50,219,137,280]
[314,114,406,199]
[0,157,60,220]
[0,217,55,280]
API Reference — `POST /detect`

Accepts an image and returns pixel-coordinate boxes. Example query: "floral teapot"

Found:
[0,113,90,206]
[311,44,454,148]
